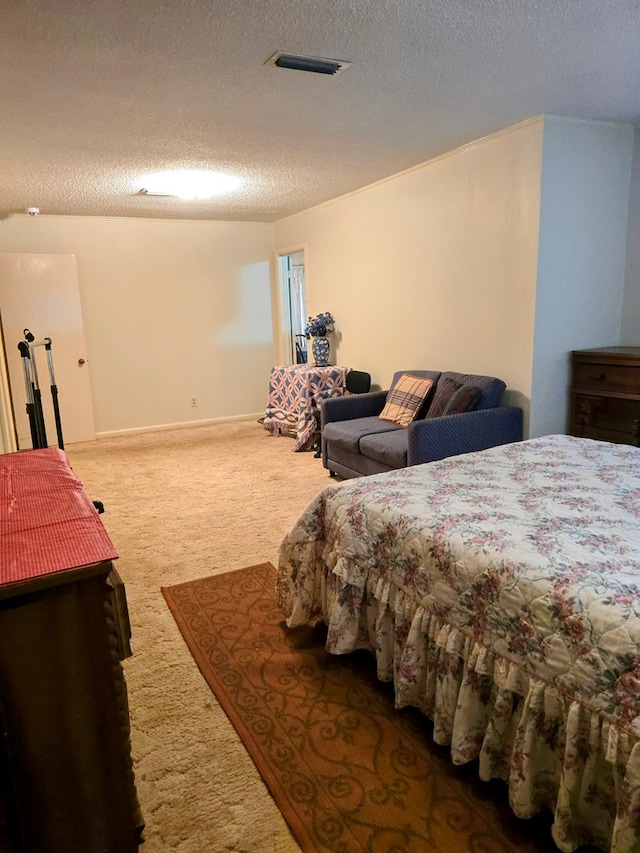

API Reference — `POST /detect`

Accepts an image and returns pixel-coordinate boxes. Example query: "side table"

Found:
[263,364,348,451]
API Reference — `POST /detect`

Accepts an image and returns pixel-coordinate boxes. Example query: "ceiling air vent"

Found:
[265,51,350,76]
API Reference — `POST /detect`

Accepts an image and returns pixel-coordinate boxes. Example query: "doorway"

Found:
[0,253,96,450]
[277,250,307,365]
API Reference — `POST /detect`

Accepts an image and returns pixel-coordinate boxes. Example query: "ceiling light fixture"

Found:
[265,51,351,76]
[138,170,242,200]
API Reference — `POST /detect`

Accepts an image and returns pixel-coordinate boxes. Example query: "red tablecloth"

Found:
[0,448,118,585]
[263,364,348,451]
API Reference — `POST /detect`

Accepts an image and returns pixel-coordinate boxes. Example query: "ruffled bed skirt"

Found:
[276,561,640,853]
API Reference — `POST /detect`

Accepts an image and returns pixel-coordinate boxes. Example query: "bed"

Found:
[276,435,640,853]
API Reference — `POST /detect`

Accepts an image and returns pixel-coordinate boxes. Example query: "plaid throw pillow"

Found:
[379,374,434,428]
[426,377,480,418]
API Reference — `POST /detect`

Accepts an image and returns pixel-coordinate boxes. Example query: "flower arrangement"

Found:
[305,311,335,338]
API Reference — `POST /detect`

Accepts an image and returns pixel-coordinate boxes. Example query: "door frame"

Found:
[0,313,18,453]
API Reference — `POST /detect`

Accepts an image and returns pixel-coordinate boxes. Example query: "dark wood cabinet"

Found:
[0,449,143,853]
[569,346,640,445]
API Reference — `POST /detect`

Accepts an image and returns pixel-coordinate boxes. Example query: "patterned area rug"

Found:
[162,563,560,853]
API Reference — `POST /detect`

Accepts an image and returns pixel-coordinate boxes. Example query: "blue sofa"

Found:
[321,369,523,478]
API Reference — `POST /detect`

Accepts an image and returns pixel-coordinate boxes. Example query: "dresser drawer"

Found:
[571,393,640,440]
[572,361,640,397]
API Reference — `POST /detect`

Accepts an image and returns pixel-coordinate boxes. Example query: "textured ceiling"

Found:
[2,0,639,222]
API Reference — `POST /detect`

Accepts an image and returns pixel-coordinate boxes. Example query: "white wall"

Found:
[274,120,545,426]
[530,117,634,437]
[621,128,640,344]
[0,116,634,442]
[0,216,275,434]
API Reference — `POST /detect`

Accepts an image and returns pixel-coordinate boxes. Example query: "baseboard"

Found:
[95,413,264,439]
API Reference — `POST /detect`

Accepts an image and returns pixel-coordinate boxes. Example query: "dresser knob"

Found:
[589,373,605,381]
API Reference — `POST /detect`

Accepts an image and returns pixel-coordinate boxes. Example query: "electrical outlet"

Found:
[190,397,198,407]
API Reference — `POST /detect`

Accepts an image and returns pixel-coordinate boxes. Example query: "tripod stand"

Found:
[17,329,64,450]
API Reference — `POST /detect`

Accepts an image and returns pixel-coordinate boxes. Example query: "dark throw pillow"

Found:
[426,377,481,418]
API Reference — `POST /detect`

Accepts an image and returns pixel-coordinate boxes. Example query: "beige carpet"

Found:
[66,420,331,853]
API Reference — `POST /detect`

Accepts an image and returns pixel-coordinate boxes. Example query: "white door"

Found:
[0,253,96,448]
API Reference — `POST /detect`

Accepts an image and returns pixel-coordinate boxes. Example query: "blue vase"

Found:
[311,335,330,366]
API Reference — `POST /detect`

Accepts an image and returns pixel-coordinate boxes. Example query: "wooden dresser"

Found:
[569,346,640,445]
[0,448,143,853]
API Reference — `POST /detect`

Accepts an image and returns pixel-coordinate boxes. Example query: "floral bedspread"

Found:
[276,436,640,853]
